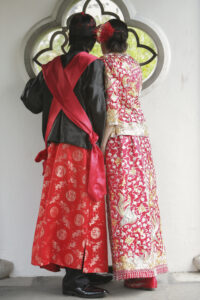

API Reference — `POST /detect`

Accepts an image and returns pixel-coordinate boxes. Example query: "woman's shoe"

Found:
[124,277,157,290]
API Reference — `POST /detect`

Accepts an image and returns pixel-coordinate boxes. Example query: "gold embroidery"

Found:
[107,108,118,125]
[109,121,149,137]
[130,167,136,176]
[115,157,122,166]
[125,237,134,245]
[138,204,146,214]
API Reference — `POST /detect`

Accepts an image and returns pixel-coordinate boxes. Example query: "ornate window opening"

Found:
[24,0,167,90]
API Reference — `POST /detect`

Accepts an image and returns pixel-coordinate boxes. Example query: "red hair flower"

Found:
[96,22,115,43]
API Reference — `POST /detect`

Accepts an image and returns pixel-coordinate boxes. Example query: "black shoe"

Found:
[62,284,108,298]
[86,273,113,285]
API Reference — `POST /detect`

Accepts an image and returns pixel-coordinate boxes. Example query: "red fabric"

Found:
[32,143,108,273]
[36,52,106,201]
[106,135,168,279]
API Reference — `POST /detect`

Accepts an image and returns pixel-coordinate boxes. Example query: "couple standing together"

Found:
[21,13,168,298]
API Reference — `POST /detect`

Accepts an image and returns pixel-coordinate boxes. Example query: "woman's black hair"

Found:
[105,19,128,53]
[68,13,97,52]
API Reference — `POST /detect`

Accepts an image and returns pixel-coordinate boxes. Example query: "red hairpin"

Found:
[81,12,85,16]
[96,22,115,43]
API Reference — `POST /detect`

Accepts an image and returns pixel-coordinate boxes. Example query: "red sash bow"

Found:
[35,52,106,201]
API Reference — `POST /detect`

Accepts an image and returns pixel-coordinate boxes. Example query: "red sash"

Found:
[35,53,106,201]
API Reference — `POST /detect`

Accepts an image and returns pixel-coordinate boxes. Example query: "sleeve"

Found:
[20,71,45,114]
[83,59,106,146]
[104,63,120,126]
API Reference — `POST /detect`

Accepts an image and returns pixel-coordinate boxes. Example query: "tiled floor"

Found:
[0,273,200,300]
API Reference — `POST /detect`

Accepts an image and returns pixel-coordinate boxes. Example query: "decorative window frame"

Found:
[23,0,170,94]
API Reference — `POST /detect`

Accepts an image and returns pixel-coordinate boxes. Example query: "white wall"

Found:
[132,0,200,273]
[0,0,200,276]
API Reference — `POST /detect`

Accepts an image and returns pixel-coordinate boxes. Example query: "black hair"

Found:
[68,13,97,52]
[105,19,128,53]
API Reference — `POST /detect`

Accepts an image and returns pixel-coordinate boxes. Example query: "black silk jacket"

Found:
[21,50,106,149]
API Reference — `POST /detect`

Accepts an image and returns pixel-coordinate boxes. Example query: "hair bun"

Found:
[103,19,128,53]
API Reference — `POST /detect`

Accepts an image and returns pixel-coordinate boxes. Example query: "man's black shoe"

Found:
[85,273,113,285]
[62,284,108,298]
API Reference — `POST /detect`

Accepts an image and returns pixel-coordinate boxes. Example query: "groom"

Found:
[21,13,112,298]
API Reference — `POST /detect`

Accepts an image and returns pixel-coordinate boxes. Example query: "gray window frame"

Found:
[24,0,168,91]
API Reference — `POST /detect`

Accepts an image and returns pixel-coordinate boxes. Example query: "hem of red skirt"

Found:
[32,261,108,274]
[114,264,168,280]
